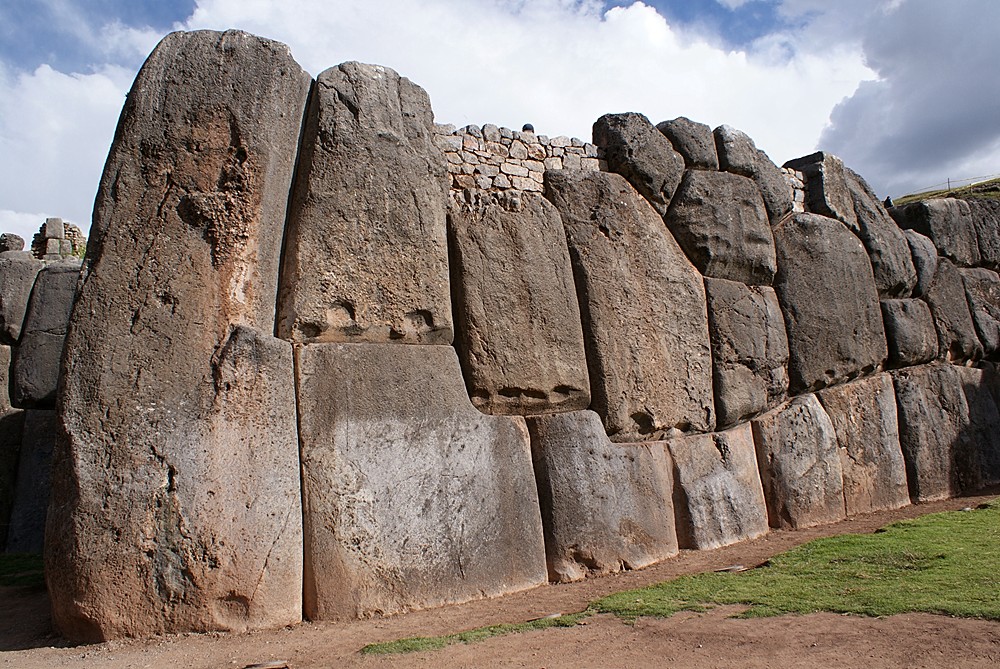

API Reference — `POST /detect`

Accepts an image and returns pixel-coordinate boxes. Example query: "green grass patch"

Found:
[0,553,45,588]
[360,500,1000,655]
[360,611,592,655]
[597,500,1000,621]
[893,177,1000,206]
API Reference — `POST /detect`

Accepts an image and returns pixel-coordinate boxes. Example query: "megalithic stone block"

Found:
[592,112,685,215]
[890,198,981,267]
[448,191,590,415]
[544,170,715,440]
[714,125,792,222]
[666,422,769,550]
[45,30,310,642]
[843,167,917,298]
[656,116,719,170]
[816,374,910,516]
[297,343,546,620]
[704,278,789,430]
[751,394,846,529]
[783,152,858,230]
[959,267,1000,357]
[526,410,677,582]
[664,170,776,285]
[904,229,938,299]
[11,260,81,408]
[0,251,44,345]
[276,62,453,345]
[0,409,24,551]
[891,363,989,501]
[925,258,983,363]
[880,298,938,368]
[772,213,887,393]
[4,409,56,553]
[952,365,1000,490]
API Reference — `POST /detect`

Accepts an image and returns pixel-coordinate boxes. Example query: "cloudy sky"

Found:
[1,0,998,241]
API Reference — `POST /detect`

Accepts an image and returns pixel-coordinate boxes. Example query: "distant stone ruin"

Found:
[1,28,999,643]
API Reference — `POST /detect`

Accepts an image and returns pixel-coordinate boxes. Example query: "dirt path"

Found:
[3,493,998,669]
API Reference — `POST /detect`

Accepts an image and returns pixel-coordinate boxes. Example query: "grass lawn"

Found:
[362,499,1000,655]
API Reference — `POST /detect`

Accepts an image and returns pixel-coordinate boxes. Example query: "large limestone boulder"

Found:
[751,395,846,529]
[959,267,1000,357]
[925,258,983,363]
[663,170,776,285]
[544,170,715,440]
[970,199,1000,269]
[666,423,769,550]
[783,152,857,231]
[714,125,792,222]
[448,191,589,415]
[904,229,938,298]
[592,112,685,216]
[880,299,938,368]
[890,198,981,267]
[297,344,546,619]
[843,167,917,297]
[816,374,910,516]
[526,410,677,582]
[656,117,719,170]
[704,278,788,429]
[0,251,44,345]
[276,62,452,345]
[4,410,56,553]
[46,30,310,642]
[892,363,988,500]
[11,260,81,408]
[772,213,887,393]
[952,365,1000,490]
[0,408,24,551]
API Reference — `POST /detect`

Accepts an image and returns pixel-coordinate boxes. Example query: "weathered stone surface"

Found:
[843,167,917,297]
[545,170,715,440]
[4,410,56,553]
[892,363,990,501]
[276,62,452,345]
[784,152,858,230]
[925,258,983,362]
[0,252,44,345]
[816,374,910,516]
[715,125,792,221]
[959,267,1000,356]
[592,113,685,216]
[666,422,768,550]
[664,170,776,285]
[880,299,938,368]
[0,234,24,253]
[11,260,81,408]
[772,213,887,393]
[904,229,938,298]
[953,365,1000,490]
[656,117,719,170]
[297,344,546,618]
[0,409,24,550]
[527,410,677,581]
[890,198,981,267]
[751,394,846,529]
[969,199,1000,269]
[704,278,788,429]
[46,30,309,641]
[448,192,589,415]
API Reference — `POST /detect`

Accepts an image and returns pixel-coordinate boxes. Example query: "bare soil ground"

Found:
[3,492,999,669]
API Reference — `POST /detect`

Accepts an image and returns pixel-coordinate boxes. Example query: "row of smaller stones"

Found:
[30,217,86,261]
[435,123,606,193]
[782,168,806,213]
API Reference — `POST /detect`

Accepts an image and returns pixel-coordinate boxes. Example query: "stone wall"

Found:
[2,28,1000,644]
